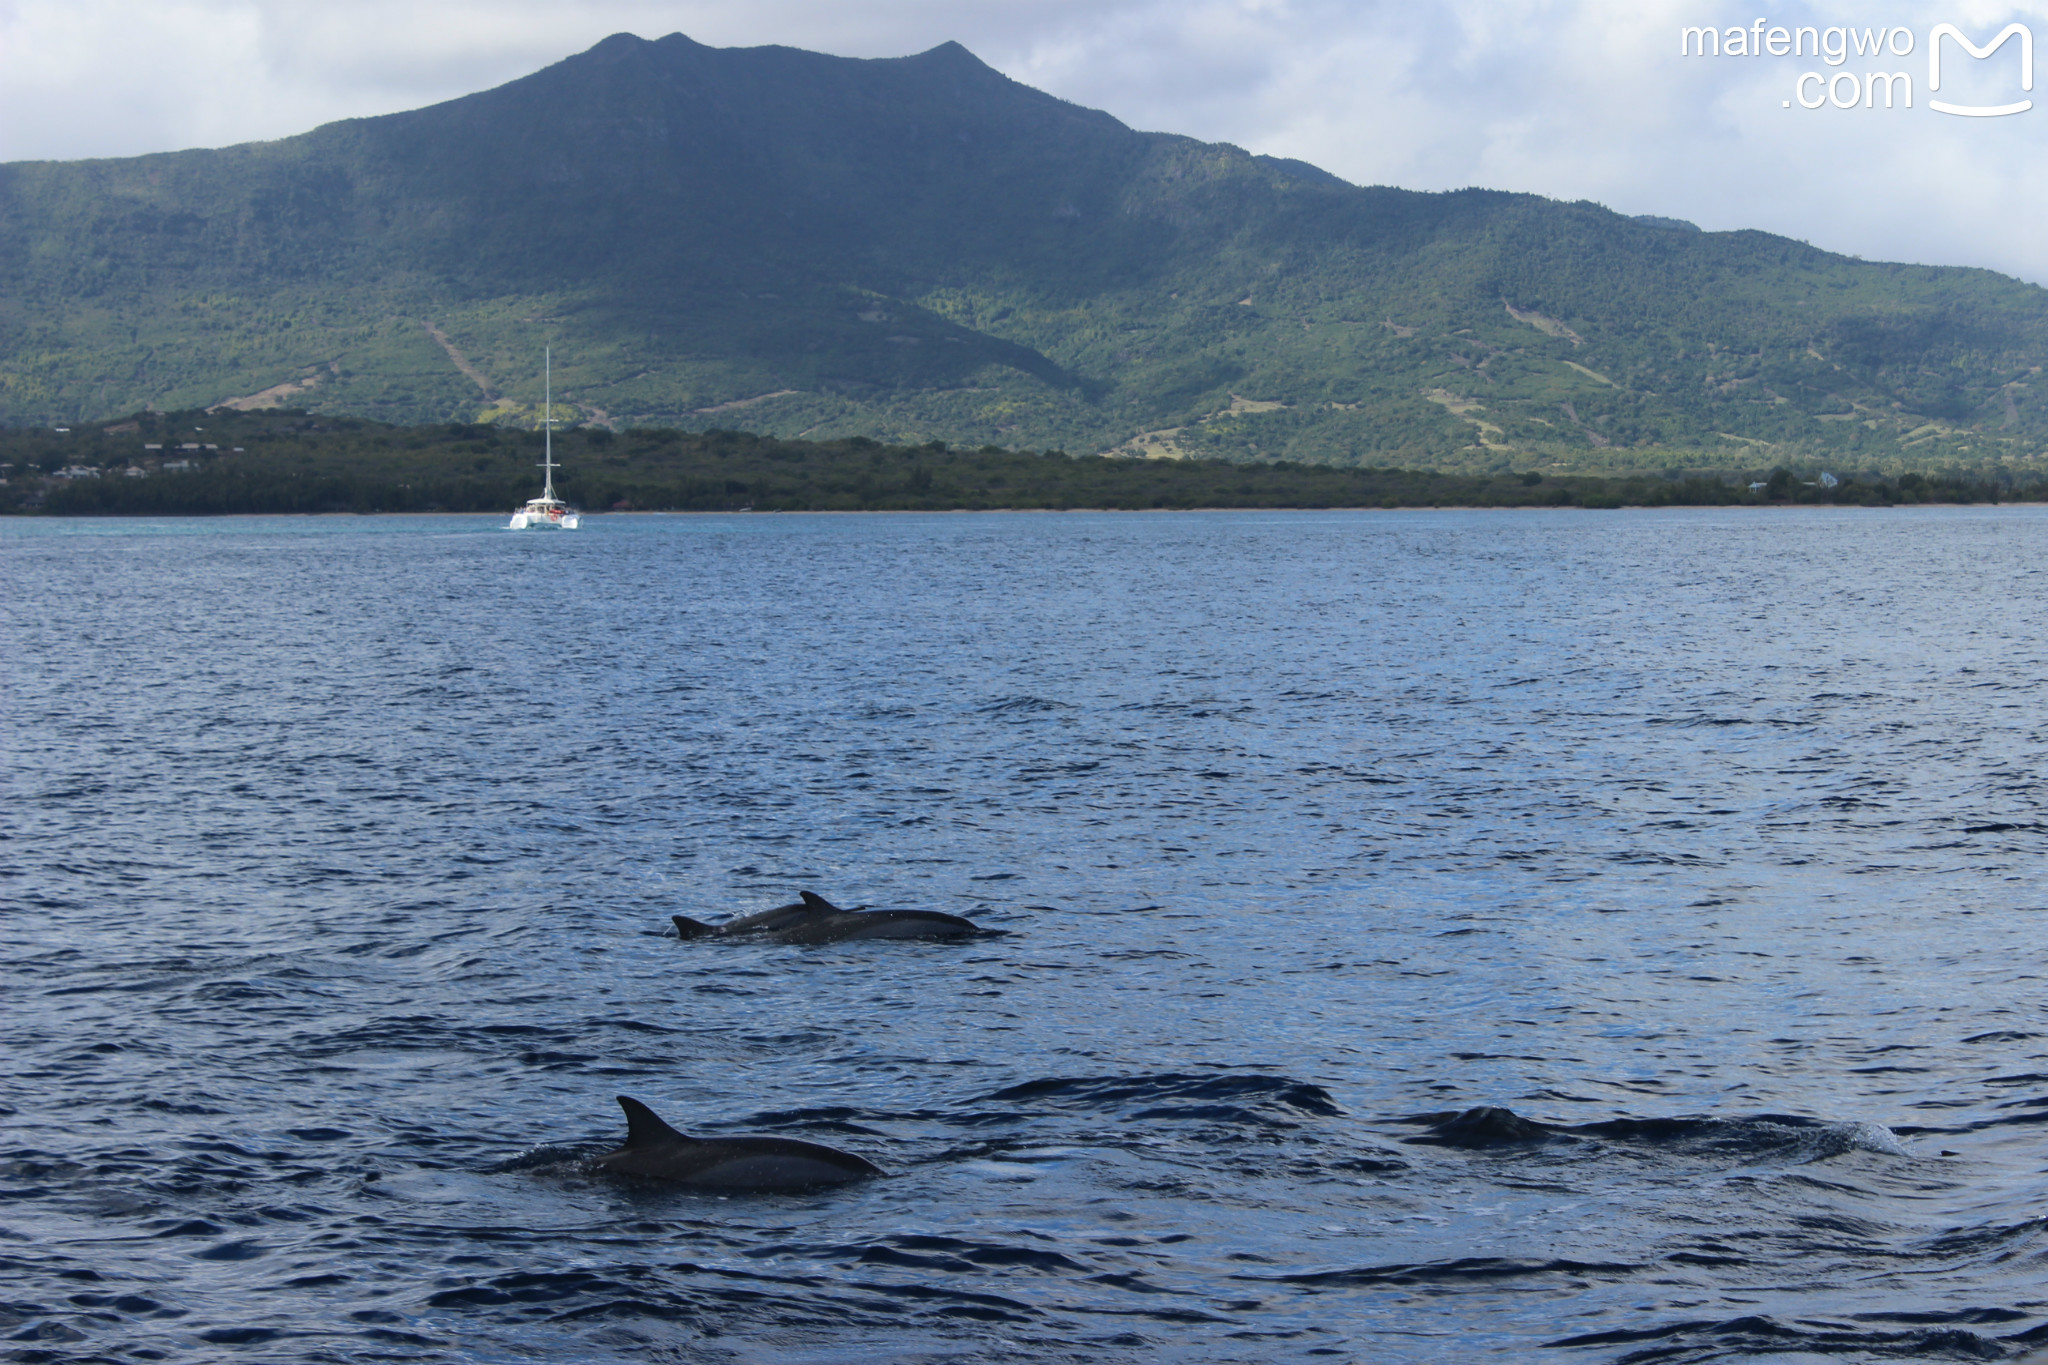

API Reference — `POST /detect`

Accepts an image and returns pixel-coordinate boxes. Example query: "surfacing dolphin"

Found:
[671,891,991,943]
[594,1095,884,1190]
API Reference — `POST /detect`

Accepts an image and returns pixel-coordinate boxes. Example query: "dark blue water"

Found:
[4,508,2046,1364]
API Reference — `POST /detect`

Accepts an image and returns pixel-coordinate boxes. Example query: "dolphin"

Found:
[671,891,990,943]
[1400,1105,1563,1148]
[670,898,818,939]
[594,1095,884,1190]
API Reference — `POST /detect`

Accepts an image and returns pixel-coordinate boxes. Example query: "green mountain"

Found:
[3,33,2044,474]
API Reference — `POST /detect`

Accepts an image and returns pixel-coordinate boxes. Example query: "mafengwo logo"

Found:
[1680,20,2033,114]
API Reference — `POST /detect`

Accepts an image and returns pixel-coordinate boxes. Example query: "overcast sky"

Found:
[4,0,2046,284]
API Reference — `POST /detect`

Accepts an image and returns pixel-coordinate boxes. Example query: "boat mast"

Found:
[540,345,557,502]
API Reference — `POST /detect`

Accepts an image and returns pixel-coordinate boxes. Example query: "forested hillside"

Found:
[2,33,2044,474]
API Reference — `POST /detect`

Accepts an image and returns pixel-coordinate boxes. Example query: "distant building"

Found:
[54,465,101,479]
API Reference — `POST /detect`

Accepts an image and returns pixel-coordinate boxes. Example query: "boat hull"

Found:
[509,508,579,530]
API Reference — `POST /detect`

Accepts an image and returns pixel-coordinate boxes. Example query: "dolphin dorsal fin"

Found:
[672,914,714,940]
[616,1095,690,1149]
[799,891,844,913]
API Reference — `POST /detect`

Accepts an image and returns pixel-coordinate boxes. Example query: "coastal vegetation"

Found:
[7,410,2038,515]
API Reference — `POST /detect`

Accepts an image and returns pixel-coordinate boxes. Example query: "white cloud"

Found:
[3,0,2046,283]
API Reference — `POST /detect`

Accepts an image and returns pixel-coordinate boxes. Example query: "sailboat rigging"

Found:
[508,347,581,530]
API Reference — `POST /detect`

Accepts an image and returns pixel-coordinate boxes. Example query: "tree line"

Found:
[4,410,2040,516]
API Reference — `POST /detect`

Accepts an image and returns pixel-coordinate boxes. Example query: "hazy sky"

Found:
[5,1,2046,284]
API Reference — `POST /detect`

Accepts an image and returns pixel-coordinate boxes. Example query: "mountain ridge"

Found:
[2,32,2043,474]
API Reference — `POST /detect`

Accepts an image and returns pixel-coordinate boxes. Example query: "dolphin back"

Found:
[685,1135,885,1187]
[672,901,820,939]
[777,908,986,943]
[594,1096,884,1189]
[843,909,984,937]
[668,893,994,944]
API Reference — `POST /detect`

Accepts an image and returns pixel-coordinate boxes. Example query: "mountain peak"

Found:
[909,39,988,66]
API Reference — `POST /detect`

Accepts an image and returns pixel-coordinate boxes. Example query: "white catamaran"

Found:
[508,347,580,530]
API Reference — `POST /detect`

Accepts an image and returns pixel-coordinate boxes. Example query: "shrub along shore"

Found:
[5,411,2041,516]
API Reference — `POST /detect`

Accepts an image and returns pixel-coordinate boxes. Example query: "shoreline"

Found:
[7,501,2045,521]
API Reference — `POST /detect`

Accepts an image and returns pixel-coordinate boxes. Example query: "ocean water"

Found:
[3,507,2045,1365]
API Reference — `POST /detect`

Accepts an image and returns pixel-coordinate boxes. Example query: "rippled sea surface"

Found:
[5,508,2047,1364]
